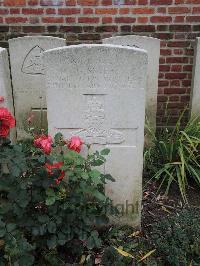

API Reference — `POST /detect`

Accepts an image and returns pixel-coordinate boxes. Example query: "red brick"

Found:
[5,17,27,23]
[158,95,168,102]
[150,0,172,4]
[160,49,172,55]
[138,0,148,4]
[40,0,63,5]
[150,16,172,23]
[115,17,136,23]
[42,17,64,23]
[28,0,38,4]
[23,26,45,33]
[0,9,9,14]
[46,8,56,14]
[78,0,99,5]
[171,65,182,72]
[102,17,112,23]
[174,49,184,55]
[78,33,100,40]
[186,16,200,22]
[124,0,136,4]
[10,8,20,14]
[169,25,191,32]
[121,25,131,32]
[193,7,200,14]
[169,96,179,101]
[186,0,200,3]
[160,65,170,72]
[4,0,25,5]
[58,8,80,14]
[132,8,154,14]
[78,17,99,23]
[95,8,117,14]
[60,25,82,32]
[132,25,155,32]
[168,41,190,47]
[164,88,187,94]
[119,8,129,14]
[157,7,166,13]
[22,8,44,14]
[175,0,184,3]
[182,80,191,86]
[101,0,112,5]
[83,8,93,14]
[183,65,193,72]
[180,95,190,102]
[137,17,148,23]
[174,16,185,23]
[29,17,40,23]
[65,0,76,5]
[66,17,76,23]
[168,7,190,14]
[96,25,117,32]
[166,57,188,63]
[165,73,187,79]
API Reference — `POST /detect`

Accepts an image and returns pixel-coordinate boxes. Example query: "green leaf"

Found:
[0,228,6,237]
[89,169,101,178]
[100,148,110,156]
[48,221,57,234]
[47,235,57,249]
[6,223,16,233]
[46,197,56,206]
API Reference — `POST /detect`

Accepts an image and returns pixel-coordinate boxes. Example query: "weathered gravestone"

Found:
[191,37,200,117]
[8,36,66,139]
[103,35,160,130]
[0,48,16,141]
[43,44,147,226]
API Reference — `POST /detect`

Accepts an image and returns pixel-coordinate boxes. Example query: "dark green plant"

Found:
[0,134,116,265]
[144,115,200,202]
[149,208,200,266]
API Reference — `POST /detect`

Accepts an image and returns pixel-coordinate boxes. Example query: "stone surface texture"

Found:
[191,37,200,117]
[103,35,160,129]
[0,47,16,141]
[8,36,66,139]
[44,44,147,226]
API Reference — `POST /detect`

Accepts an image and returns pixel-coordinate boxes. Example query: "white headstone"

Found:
[103,35,160,129]
[191,37,200,117]
[0,48,16,141]
[8,36,66,139]
[44,44,147,226]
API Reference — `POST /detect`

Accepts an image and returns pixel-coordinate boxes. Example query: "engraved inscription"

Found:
[21,45,45,75]
[73,95,125,145]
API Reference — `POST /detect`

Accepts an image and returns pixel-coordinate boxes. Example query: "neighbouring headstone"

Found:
[8,36,66,139]
[103,35,160,130]
[191,37,200,117]
[0,47,16,141]
[43,44,148,227]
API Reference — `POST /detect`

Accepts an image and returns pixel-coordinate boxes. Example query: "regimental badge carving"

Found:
[21,45,45,75]
[74,95,125,145]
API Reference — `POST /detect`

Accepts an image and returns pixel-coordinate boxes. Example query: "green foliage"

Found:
[149,207,200,266]
[0,135,116,265]
[144,115,200,202]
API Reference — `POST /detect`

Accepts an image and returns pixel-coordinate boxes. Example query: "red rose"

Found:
[34,134,52,154]
[68,136,83,153]
[0,96,4,103]
[45,162,65,185]
[0,107,15,138]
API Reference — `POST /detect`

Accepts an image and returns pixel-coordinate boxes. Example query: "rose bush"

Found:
[0,105,116,265]
[0,107,15,138]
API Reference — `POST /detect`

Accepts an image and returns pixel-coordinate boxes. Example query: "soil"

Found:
[142,177,200,231]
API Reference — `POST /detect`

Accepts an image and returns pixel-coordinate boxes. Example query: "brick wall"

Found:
[0,0,200,127]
